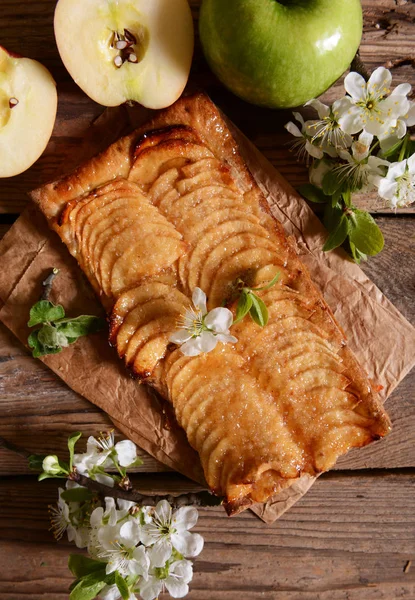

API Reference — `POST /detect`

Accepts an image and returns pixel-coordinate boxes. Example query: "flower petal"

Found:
[172,506,199,531]
[285,121,302,138]
[155,499,172,525]
[139,577,163,600]
[148,538,172,568]
[94,473,115,487]
[179,338,203,356]
[117,499,137,512]
[305,98,329,119]
[90,506,104,528]
[378,178,398,200]
[292,111,305,127]
[344,71,367,101]
[204,307,233,333]
[99,584,121,600]
[388,159,407,180]
[215,333,238,344]
[392,83,411,97]
[305,141,323,159]
[115,439,137,467]
[367,67,392,99]
[407,153,415,174]
[171,559,193,583]
[197,331,218,353]
[406,102,415,127]
[171,531,204,558]
[192,288,207,315]
[120,520,140,547]
[338,105,365,135]
[165,578,189,599]
[130,546,150,576]
[169,329,192,345]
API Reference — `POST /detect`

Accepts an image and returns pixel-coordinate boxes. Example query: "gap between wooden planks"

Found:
[0,472,414,600]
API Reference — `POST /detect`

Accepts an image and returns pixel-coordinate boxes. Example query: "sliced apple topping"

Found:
[54,0,194,109]
[0,46,57,178]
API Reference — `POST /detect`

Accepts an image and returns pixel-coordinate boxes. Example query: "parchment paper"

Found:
[0,103,414,524]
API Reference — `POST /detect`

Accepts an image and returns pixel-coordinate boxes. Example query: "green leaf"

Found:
[69,572,107,600]
[249,294,269,327]
[322,169,344,196]
[379,137,404,160]
[61,487,93,503]
[68,555,106,579]
[68,431,82,470]
[38,324,69,349]
[28,300,65,327]
[233,291,253,325]
[323,214,349,252]
[56,315,106,339]
[28,454,46,471]
[253,271,280,292]
[348,210,384,256]
[342,189,352,208]
[115,572,130,600]
[323,202,343,232]
[28,329,63,358]
[298,183,329,204]
[349,240,367,264]
[38,472,66,481]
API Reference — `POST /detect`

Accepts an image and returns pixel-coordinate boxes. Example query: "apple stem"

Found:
[350,50,370,82]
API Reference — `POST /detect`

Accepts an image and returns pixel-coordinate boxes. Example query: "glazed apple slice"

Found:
[54,0,194,109]
[0,46,57,178]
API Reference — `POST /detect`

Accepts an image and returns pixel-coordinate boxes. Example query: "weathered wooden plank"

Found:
[0,0,414,214]
[0,472,414,599]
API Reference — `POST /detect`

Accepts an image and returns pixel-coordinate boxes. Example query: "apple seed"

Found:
[124,29,137,45]
[127,53,138,64]
[115,40,128,50]
[114,55,123,68]
[9,97,19,108]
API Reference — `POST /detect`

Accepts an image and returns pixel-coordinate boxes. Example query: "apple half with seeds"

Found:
[0,47,57,178]
[54,0,194,109]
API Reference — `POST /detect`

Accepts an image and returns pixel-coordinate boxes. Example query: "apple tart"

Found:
[31,93,391,514]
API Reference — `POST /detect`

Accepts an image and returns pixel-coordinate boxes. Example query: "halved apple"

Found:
[54,0,194,108]
[0,46,57,178]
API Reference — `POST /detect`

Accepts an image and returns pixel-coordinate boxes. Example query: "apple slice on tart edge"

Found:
[0,46,57,178]
[54,0,194,109]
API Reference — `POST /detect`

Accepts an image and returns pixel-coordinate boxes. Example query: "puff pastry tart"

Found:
[31,93,391,514]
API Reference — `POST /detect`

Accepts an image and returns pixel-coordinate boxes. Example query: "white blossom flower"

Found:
[141,500,204,567]
[99,584,136,600]
[379,84,415,150]
[377,154,415,208]
[338,67,410,137]
[73,432,138,486]
[309,158,336,189]
[139,560,193,600]
[285,111,324,162]
[304,98,353,155]
[42,455,64,475]
[335,131,389,192]
[49,488,89,548]
[169,288,237,357]
[98,520,149,578]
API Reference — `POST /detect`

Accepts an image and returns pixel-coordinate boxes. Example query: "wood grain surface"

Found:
[0,0,414,599]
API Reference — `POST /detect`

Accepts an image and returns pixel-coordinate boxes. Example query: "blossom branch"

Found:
[0,434,221,508]
[350,50,370,82]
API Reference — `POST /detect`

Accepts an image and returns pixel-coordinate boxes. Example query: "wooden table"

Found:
[1,1,414,598]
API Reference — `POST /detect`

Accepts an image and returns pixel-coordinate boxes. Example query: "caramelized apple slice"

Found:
[148,167,180,205]
[180,157,223,178]
[129,140,213,188]
[134,125,201,159]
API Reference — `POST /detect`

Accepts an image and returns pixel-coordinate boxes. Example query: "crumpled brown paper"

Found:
[0,104,414,524]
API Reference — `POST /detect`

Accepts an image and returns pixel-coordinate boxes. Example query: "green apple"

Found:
[199,0,363,108]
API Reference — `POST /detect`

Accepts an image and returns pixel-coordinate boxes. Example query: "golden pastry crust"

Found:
[31,92,391,515]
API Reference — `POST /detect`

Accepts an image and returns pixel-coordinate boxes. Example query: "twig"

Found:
[0,435,222,508]
[41,268,59,301]
[351,50,371,81]
[0,435,31,459]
